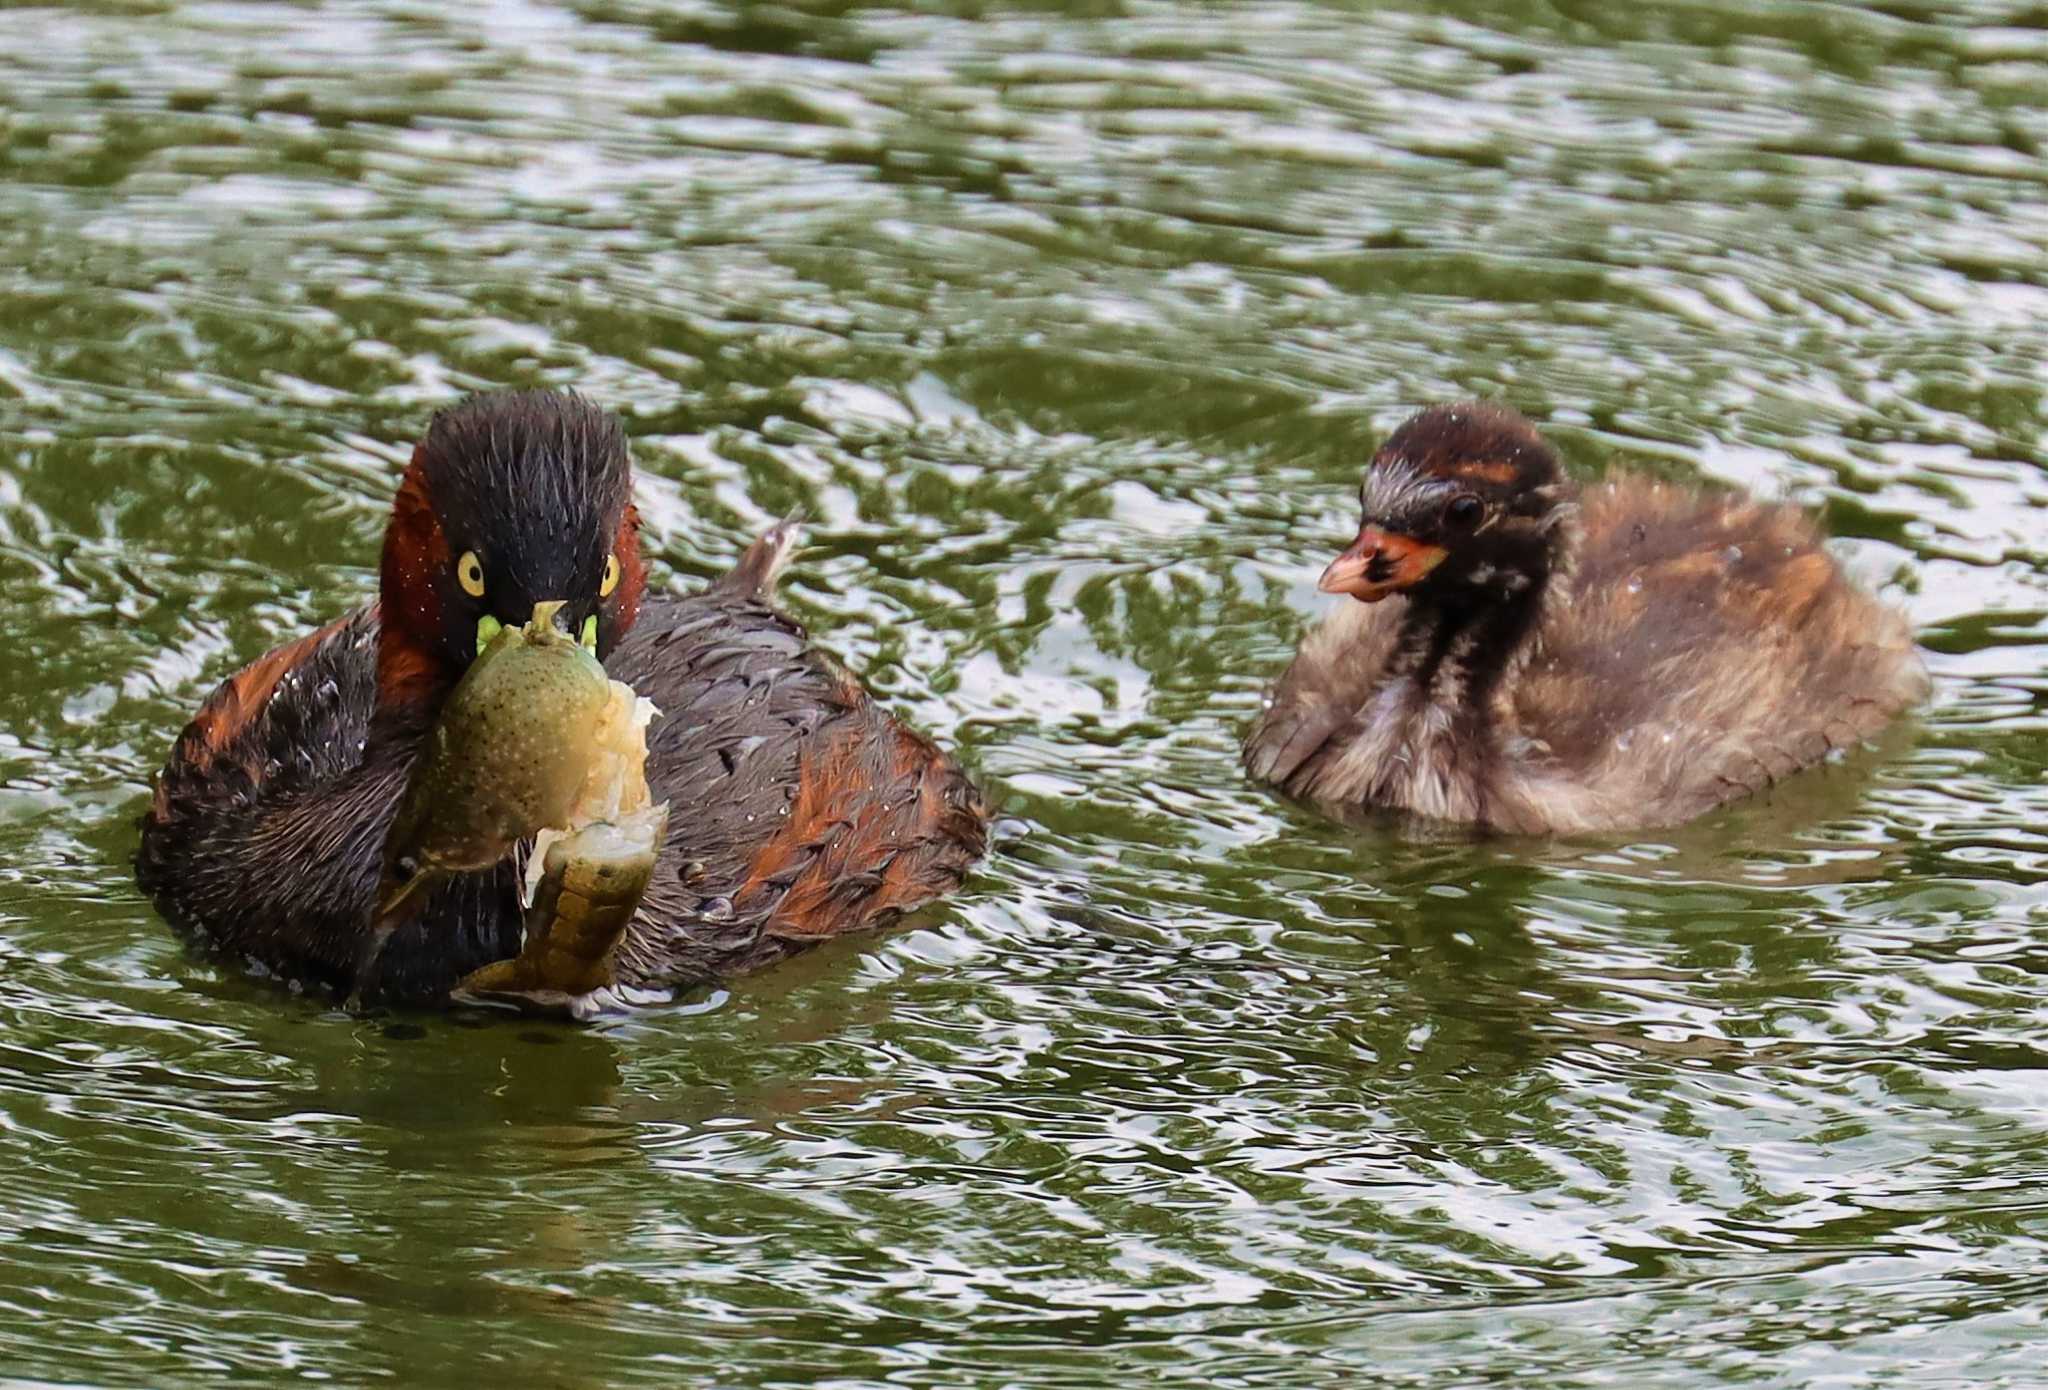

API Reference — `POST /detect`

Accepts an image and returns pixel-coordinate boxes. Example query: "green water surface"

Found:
[4,1,2048,1385]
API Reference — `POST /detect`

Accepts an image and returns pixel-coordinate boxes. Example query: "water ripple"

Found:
[6,0,2048,1385]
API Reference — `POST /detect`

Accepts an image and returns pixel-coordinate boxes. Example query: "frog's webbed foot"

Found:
[345,908,410,1011]
[453,803,670,1019]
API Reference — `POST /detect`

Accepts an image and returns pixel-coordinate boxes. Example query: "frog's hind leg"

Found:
[455,803,669,1015]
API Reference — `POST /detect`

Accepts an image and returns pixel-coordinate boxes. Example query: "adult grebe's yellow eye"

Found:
[457,550,486,598]
[600,552,620,598]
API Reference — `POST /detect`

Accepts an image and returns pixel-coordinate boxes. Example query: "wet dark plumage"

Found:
[136,392,988,1006]
[1245,403,1930,834]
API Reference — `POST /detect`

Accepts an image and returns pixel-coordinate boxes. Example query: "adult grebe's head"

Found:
[1320,402,1573,606]
[376,390,646,708]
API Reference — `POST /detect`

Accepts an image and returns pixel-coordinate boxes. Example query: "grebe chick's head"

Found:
[1320,402,1573,606]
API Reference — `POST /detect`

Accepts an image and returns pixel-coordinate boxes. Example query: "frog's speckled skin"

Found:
[377,606,611,916]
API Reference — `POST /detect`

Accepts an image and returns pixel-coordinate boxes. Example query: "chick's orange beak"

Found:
[1318,526,1448,603]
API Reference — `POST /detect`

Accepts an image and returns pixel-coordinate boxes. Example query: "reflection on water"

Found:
[5,0,2048,1384]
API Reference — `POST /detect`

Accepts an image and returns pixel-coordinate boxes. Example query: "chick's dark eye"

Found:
[1445,495,1485,529]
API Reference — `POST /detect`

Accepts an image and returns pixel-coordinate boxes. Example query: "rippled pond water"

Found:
[5,0,2048,1383]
